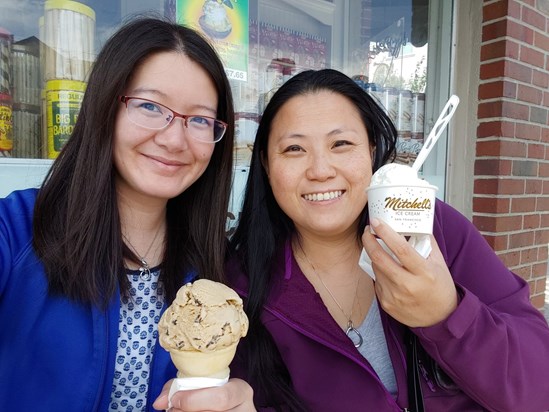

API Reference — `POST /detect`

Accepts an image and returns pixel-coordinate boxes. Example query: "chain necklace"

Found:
[299,246,363,348]
[122,224,163,281]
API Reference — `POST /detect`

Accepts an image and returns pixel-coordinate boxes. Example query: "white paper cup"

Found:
[366,183,437,235]
[168,376,229,408]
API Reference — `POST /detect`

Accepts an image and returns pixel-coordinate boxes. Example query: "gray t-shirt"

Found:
[355,299,398,396]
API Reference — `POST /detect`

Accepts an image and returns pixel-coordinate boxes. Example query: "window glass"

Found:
[1,0,434,202]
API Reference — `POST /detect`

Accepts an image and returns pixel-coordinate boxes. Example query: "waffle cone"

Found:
[169,343,238,379]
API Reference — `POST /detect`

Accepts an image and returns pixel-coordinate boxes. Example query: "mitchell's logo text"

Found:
[384,197,432,211]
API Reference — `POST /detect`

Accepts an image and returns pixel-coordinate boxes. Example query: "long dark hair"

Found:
[33,16,234,307]
[230,69,396,409]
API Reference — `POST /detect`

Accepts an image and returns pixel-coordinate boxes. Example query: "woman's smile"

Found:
[302,190,344,202]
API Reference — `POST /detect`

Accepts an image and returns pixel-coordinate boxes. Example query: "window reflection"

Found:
[0,0,429,164]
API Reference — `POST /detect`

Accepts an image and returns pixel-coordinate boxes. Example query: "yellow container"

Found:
[44,0,96,20]
[45,79,86,158]
[0,93,13,155]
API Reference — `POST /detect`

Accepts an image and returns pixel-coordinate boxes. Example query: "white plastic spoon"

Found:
[412,94,460,172]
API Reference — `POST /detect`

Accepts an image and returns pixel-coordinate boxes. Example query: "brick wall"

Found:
[476,0,549,308]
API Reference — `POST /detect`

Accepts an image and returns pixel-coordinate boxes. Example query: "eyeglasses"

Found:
[118,96,227,143]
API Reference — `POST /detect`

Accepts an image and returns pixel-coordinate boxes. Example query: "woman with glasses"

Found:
[0,17,254,411]
[226,68,549,411]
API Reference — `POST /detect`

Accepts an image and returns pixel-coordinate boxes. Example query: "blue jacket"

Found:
[0,189,191,411]
[227,200,549,411]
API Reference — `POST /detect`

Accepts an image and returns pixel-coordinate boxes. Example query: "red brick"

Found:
[483,233,508,250]
[530,294,545,309]
[519,45,545,67]
[532,262,548,277]
[481,40,520,60]
[521,6,546,31]
[536,196,549,212]
[472,215,512,234]
[477,120,515,138]
[473,196,511,213]
[497,249,522,266]
[535,229,549,244]
[525,179,542,194]
[507,20,535,43]
[515,122,542,141]
[520,247,539,264]
[518,266,533,280]
[501,178,528,195]
[504,60,533,83]
[523,213,541,229]
[534,278,547,294]
[473,214,523,231]
[509,231,535,248]
[483,1,508,21]
[508,0,523,18]
[517,83,543,105]
[479,80,517,99]
[534,31,549,52]
[543,128,549,143]
[475,158,512,175]
[474,179,499,195]
[480,60,506,79]
[533,70,549,89]
[540,163,549,177]
[511,196,536,212]
[482,20,508,42]
[518,0,536,9]
[502,100,530,121]
[527,143,545,158]
[478,101,502,118]
[476,139,527,157]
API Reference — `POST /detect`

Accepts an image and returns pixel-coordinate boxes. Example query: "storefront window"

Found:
[1,0,446,206]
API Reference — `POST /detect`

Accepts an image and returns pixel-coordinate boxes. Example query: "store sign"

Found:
[177,0,249,82]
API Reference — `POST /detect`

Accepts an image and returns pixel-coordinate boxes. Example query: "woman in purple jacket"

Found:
[227,69,549,411]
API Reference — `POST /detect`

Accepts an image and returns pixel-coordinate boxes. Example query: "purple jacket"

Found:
[227,200,549,411]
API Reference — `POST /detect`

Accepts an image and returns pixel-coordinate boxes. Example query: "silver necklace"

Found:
[122,224,162,281]
[299,246,363,348]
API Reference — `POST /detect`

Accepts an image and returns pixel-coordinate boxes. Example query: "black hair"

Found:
[230,69,396,408]
[33,16,234,307]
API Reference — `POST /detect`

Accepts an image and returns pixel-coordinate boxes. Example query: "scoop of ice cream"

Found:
[159,279,248,354]
[370,163,430,187]
[202,1,231,32]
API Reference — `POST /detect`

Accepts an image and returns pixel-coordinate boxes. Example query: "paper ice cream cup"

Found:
[168,376,229,408]
[367,183,437,235]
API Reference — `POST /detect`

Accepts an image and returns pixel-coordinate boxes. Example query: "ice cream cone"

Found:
[169,342,238,379]
[158,278,248,405]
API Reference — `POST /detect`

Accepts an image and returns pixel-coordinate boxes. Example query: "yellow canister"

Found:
[45,79,86,158]
[0,93,13,156]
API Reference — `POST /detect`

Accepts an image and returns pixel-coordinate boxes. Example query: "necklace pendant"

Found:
[346,321,363,348]
[139,259,152,281]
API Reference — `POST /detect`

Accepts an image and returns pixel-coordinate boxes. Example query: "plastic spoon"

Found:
[412,94,460,172]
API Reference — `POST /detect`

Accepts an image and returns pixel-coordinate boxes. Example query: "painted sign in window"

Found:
[177,0,249,82]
